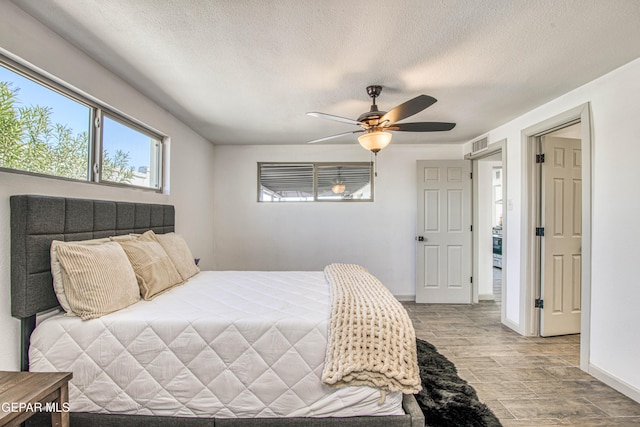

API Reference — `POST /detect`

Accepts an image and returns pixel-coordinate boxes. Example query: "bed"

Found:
[10,194,424,427]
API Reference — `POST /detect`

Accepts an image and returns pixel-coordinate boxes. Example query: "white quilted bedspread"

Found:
[29,271,402,418]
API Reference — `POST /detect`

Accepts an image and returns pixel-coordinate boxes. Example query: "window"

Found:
[258,162,373,202]
[493,167,503,227]
[0,57,163,190]
[101,115,161,188]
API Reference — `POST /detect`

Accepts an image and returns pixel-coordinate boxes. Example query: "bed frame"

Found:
[10,195,424,427]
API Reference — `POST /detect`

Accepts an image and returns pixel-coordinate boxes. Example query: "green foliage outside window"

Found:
[0,81,133,183]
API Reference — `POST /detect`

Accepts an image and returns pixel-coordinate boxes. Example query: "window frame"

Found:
[257,161,374,202]
[98,111,163,190]
[0,54,164,192]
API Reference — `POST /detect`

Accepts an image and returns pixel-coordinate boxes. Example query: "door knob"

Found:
[416,236,425,242]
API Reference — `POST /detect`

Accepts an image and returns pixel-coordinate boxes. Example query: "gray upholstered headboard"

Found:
[10,194,175,370]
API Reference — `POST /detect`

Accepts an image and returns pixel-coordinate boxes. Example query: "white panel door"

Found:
[540,136,582,336]
[416,160,472,303]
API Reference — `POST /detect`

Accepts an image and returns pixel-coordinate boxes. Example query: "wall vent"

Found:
[471,137,488,154]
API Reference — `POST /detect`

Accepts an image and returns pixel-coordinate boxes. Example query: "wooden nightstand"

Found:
[0,371,72,427]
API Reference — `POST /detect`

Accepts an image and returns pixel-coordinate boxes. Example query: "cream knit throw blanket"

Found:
[322,263,421,397]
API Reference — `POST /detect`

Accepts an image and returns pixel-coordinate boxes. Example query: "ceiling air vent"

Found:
[471,137,488,154]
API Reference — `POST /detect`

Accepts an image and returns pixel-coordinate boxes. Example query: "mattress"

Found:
[29,270,403,418]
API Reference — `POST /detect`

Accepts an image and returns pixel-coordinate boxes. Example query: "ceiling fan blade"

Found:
[387,122,456,132]
[379,95,437,125]
[307,130,365,144]
[307,112,363,126]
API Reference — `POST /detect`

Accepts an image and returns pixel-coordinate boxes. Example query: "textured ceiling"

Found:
[10,0,640,146]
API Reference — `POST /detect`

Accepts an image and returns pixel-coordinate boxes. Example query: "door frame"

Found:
[467,139,507,325]
[522,102,592,371]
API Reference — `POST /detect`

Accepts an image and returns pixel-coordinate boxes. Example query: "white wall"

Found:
[464,57,640,400]
[0,2,215,370]
[212,143,464,298]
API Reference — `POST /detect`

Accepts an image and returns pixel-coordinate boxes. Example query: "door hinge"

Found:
[470,276,473,283]
[536,153,545,163]
[535,227,545,236]
[470,172,473,179]
[470,225,473,232]
[535,298,544,309]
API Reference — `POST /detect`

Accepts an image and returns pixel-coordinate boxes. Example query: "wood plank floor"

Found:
[403,301,640,426]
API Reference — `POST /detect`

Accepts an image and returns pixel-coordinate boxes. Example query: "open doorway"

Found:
[521,102,592,371]
[470,140,506,321]
[476,153,503,303]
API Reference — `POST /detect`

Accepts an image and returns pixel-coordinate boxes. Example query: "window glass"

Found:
[259,163,314,202]
[102,115,161,189]
[258,162,373,202]
[0,65,91,180]
[0,59,163,191]
[316,164,372,200]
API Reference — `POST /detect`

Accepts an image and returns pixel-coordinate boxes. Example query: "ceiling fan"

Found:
[307,85,456,153]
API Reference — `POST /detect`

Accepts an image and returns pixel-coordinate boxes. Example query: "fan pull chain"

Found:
[375,153,378,177]
[371,151,378,177]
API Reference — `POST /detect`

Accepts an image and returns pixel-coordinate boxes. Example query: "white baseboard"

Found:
[478,293,495,301]
[502,317,527,336]
[589,364,640,404]
[394,294,416,302]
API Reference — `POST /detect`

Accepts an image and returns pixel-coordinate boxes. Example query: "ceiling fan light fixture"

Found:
[307,85,455,148]
[358,130,392,153]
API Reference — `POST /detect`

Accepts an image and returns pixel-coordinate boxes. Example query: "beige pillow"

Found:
[108,233,141,242]
[54,242,140,320]
[51,238,110,314]
[151,232,200,281]
[115,234,184,300]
